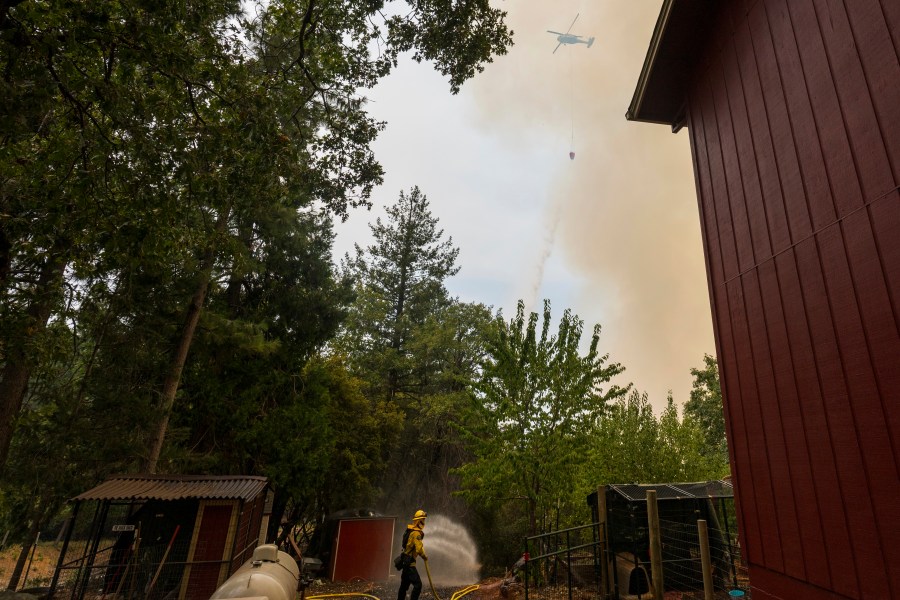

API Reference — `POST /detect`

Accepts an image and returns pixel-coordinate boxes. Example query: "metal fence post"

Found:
[21,531,41,589]
[524,538,529,600]
[646,490,664,600]
[698,519,714,600]
[596,487,610,598]
[48,510,77,600]
[566,529,572,600]
[720,497,739,588]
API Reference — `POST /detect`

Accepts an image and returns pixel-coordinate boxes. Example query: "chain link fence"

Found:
[522,523,606,600]
[49,501,233,600]
[656,517,750,599]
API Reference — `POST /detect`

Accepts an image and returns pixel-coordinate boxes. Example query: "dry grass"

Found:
[0,543,61,590]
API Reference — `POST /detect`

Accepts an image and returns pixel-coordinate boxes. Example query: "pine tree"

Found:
[340,186,460,402]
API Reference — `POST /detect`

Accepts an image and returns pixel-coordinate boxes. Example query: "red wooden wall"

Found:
[684,1,900,598]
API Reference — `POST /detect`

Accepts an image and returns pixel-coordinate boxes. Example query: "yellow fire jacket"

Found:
[404,523,427,563]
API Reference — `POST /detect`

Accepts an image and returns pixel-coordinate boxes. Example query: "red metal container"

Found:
[328,517,397,582]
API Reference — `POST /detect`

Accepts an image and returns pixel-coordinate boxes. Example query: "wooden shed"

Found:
[49,475,271,600]
[627,2,900,599]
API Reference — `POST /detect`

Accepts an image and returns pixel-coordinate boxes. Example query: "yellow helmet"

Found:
[413,509,427,521]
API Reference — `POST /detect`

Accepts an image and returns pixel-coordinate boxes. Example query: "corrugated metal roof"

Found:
[609,479,733,502]
[73,474,268,502]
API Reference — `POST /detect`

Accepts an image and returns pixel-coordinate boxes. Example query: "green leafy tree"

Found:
[384,299,494,515]
[685,354,729,463]
[0,0,513,475]
[456,300,628,537]
[586,391,660,485]
[241,355,401,543]
[0,314,145,589]
[582,390,729,488]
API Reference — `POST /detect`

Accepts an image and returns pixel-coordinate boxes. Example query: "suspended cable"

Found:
[568,44,576,160]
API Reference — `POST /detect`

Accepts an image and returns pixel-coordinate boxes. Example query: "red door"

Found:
[182,503,234,599]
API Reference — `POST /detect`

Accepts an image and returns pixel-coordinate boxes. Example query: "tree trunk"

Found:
[0,226,11,287]
[226,224,252,318]
[0,246,68,471]
[143,208,230,473]
[267,491,288,544]
[6,514,41,590]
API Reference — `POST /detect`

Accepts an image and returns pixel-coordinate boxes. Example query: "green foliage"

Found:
[335,187,492,515]
[456,300,628,536]
[583,390,729,487]
[382,300,494,513]
[241,355,401,518]
[0,0,513,554]
[685,354,729,464]
[0,316,146,544]
[339,186,460,400]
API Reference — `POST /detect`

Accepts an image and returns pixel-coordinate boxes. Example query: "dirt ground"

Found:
[0,544,503,599]
[304,575,508,600]
[0,543,61,591]
[0,547,718,600]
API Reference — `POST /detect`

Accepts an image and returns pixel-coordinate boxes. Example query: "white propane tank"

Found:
[209,544,299,600]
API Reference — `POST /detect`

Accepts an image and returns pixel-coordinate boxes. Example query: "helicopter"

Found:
[547,13,595,54]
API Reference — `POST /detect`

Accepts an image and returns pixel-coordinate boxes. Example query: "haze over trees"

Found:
[0,0,729,580]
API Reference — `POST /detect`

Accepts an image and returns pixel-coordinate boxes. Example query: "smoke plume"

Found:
[472,2,715,407]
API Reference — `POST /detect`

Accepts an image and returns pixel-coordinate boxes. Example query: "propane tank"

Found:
[210,544,299,600]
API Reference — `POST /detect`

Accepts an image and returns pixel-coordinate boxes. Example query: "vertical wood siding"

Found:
[685,1,900,598]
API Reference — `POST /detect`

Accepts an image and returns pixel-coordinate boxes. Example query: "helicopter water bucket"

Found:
[569,151,575,160]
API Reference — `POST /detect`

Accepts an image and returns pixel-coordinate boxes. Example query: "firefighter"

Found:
[397,509,428,600]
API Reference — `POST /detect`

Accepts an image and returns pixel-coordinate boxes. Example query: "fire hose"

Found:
[306,595,382,600]
[450,584,480,600]
[307,558,479,600]
[424,558,441,600]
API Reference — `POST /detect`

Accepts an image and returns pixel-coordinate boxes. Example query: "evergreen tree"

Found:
[337,188,491,515]
[340,186,460,401]
[0,0,512,475]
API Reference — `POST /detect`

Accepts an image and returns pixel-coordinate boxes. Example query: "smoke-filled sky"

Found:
[333,1,715,410]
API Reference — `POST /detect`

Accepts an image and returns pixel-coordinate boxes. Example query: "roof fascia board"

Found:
[626,0,676,122]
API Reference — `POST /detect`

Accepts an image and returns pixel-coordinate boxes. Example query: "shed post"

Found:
[698,519,714,600]
[77,500,110,600]
[596,487,610,598]
[646,490,664,599]
[47,504,78,600]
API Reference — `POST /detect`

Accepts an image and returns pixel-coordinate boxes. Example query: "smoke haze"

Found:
[471,2,715,406]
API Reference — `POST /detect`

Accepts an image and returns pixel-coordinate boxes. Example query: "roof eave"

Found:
[627,0,718,129]
[626,0,677,123]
